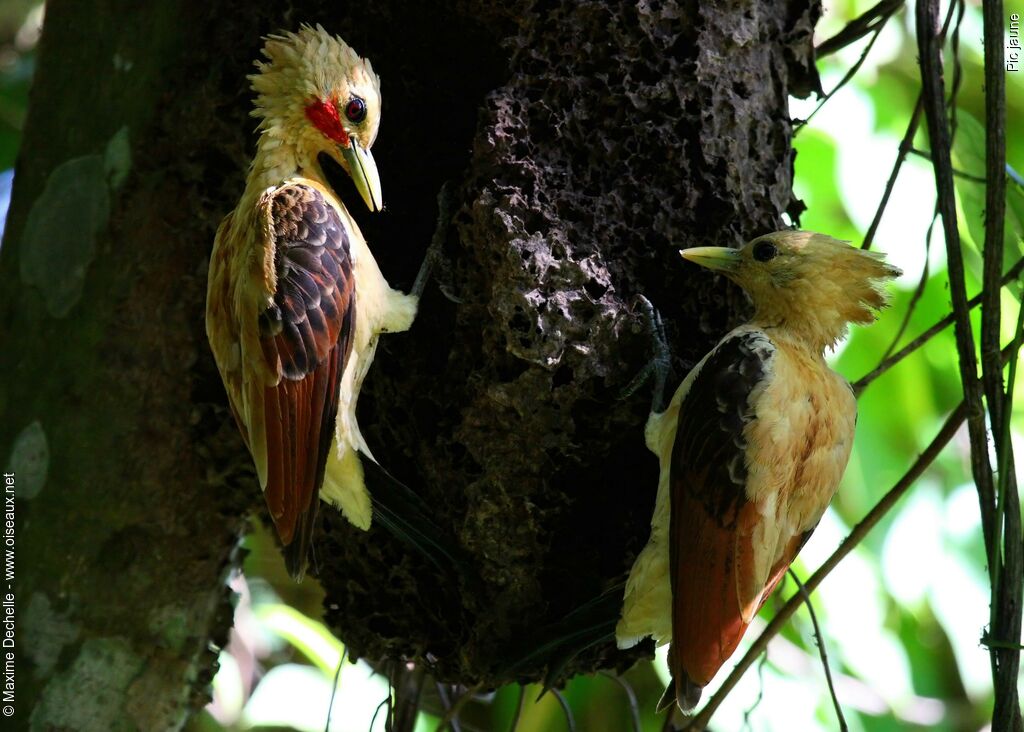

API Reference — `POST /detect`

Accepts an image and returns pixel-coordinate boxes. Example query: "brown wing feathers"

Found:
[258,185,355,578]
[667,332,773,709]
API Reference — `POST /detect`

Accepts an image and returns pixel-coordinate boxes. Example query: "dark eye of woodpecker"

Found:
[752,241,779,262]
[345,97,367,123]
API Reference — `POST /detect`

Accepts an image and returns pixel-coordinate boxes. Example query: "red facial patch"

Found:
[304,99,350,146]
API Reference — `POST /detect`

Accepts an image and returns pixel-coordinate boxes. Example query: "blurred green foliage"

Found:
[0,1,37,171]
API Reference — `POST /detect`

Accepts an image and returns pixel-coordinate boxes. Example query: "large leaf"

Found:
[951,109,1023,299]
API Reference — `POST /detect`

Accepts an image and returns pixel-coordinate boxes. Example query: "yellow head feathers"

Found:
[682,231,902,349]
[250,25,381,144]
[246,25,384,210]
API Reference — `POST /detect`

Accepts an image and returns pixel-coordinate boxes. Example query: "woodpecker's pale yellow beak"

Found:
[342,140,382,212]
[680,247,741,273]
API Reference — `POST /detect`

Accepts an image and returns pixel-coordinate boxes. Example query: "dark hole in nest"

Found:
[552,364,573,388]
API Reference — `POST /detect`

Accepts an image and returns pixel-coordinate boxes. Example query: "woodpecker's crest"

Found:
[682,231,901,348]
[249,25,383,209]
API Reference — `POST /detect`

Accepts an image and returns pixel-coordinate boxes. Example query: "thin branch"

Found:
[861,0,956,252]
[434,683,453,731]
[907,148,988,182]
[917,0,997,560]
[862,95,924,251]
[947,0,965,141]
[940,0,965,47]
[600,673,641,732]
[434,683,479,732]
[740,652,768,732]
[902,150,1024,188]
[325,647,348,732]
[551,689,576,732]
[995,302,1024,560]
[662,704,678,732]
[992,307,1023,732]
[507,686,525,732]
[985,641,1024,651]
[852,255,1024,394]
[1009,164,1024,188]
[683,399,969,731]
[371,696,391,732]
[816,0,903,59]
[879,212,936,361]
[789,571,848,732]
[795,25,885,132]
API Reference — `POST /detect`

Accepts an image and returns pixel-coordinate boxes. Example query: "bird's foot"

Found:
[619,295,672,413]
[411,181,461,302]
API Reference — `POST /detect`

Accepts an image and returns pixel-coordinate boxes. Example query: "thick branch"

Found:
[789,571,848,732]
[982,0,1022,727]
[915,0,996,548]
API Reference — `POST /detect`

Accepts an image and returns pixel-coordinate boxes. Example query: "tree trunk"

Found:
[1,0,818,727]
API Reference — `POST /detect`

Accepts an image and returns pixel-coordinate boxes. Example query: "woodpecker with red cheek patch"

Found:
[616,231,901,711]
[206,26,421,579]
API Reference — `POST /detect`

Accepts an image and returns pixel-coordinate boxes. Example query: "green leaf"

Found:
[951,109,1024,299]
[254,603,344,674]
[1007,173,1024,243]
[950,110,987,249]
[792,129,858,239]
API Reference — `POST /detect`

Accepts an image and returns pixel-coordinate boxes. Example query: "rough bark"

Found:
[1,0,817,727]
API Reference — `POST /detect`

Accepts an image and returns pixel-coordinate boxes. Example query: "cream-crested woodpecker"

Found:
[206,26,425,580]
[616,231,901,711]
